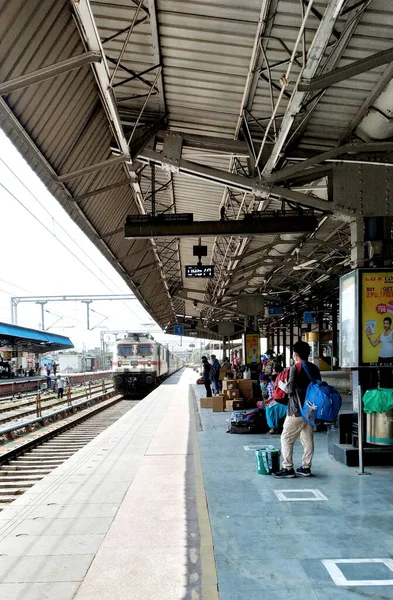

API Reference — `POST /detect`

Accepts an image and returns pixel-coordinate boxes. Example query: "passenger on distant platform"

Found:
[46,371,51,389]
[201,356,212,398]
[57,376,64,399]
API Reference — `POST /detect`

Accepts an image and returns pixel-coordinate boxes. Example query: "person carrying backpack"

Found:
[272,340,321,479]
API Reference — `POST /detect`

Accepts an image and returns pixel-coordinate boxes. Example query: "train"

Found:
[112,333,183,395]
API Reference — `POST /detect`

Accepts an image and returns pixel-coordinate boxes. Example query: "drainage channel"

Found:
[0,399,137,509]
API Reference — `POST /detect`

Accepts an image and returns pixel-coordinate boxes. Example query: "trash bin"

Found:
[366,410,393,446]
[255,447,280,475]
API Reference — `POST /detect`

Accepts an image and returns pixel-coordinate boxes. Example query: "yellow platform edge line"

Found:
[189,387,219,600]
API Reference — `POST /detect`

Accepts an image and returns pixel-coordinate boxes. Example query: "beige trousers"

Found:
[281,415,314,470]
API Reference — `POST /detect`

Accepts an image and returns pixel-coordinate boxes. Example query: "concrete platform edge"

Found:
[189,386,219,600]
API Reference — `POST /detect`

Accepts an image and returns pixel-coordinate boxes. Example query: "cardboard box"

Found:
[200,397,213,409]
[239,388,254,400]
[226,400,234,411]
[232,399,244,410]
[222,380,238,391]
[219,367,228,380]
[229,389,241,399]
[238,379,256,390]
[212,396,225,412]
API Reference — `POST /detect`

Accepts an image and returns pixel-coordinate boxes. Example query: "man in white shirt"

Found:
[57,376,64,399]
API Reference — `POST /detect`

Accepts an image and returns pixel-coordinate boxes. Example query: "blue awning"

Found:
[0,322,74,352]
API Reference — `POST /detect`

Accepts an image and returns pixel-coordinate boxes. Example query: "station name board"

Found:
[185,265,214,278]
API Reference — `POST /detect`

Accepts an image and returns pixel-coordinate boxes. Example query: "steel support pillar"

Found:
[282,327,287,367]
[331,297,338,369]
[276,328,280,360]
[36,301,47,331]
[289,317,294,361]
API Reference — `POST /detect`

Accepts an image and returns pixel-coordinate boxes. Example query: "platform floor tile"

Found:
[194,382,393,600]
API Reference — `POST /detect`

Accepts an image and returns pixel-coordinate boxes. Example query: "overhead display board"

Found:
[185,265,214,278]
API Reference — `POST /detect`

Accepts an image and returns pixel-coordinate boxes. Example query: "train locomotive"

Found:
[112,333,183,395]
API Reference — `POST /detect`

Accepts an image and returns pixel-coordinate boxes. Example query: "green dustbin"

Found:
[255,447,280,475]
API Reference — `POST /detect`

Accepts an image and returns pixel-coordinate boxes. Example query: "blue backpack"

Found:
[300,362,342,426]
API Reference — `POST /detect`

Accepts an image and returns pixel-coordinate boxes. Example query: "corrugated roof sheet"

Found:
[1,0,392,334]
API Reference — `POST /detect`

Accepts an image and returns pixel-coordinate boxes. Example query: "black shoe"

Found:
[296,466,312,477]
[272,468,296,478]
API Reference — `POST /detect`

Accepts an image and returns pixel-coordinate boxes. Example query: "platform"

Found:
[0,370,391,600]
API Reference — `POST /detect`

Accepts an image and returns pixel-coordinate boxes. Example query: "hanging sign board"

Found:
[303,311,315,324]
[185,265,214,278]
[267,306,284,316]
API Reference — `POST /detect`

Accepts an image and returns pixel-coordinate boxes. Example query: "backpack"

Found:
[227,409,267,434]
[272,368,291,402]
[299,362,342,426]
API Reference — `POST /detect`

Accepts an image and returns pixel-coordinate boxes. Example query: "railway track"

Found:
[0,398,136,509]
[0,381,112,427]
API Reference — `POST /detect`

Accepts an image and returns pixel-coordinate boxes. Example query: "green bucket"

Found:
[255,447,280,475]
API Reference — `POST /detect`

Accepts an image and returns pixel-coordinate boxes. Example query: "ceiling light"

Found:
[293,259,318,271]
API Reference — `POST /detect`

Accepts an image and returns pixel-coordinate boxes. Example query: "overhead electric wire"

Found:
[0,157,143,322]
[0,181,141,322]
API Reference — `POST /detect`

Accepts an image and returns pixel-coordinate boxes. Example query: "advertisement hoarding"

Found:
[242,333,260,365]
[360,271,393,366]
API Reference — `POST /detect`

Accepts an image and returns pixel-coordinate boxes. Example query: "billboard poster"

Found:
[361,271,393,366]
[243,333,260,365]
[339,271,357,367]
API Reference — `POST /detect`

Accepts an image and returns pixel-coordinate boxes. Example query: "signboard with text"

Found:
[339,269,393,368]
[267,306,284,316]
[361,271,393,366]
[185,265,214,278]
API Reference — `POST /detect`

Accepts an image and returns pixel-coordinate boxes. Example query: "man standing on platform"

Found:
[210,354,221,395]
[201,356,212,398]
[272,340,321,478]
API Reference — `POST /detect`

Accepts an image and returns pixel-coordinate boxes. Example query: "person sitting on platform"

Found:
[257,375,287,435]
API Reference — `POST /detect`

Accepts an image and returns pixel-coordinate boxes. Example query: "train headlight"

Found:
[147,360,151,367]
[118,361,122,367]
[146,375,153,384]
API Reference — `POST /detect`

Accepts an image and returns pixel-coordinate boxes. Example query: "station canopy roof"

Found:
[0,323,74,353]
[1,0,392,339]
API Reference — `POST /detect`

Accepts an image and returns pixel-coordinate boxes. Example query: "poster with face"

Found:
[244,333,259,365]
[361,272,393,366]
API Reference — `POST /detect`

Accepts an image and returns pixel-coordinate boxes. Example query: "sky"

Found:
[0,129,205,355]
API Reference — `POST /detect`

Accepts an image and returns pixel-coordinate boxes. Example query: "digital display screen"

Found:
[185,265,214,278]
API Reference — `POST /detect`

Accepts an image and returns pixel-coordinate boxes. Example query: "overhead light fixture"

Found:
[316,274,330,283]
[293,259,318,271]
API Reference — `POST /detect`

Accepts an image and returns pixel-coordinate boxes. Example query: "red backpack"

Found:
[272,364,301,401]
[272,368,290,401]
